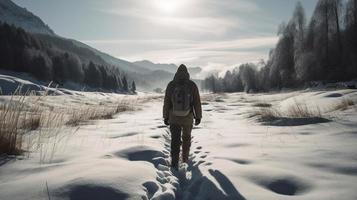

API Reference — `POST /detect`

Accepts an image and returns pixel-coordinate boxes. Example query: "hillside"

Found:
[70,40,151,74]
[0,0,54,35]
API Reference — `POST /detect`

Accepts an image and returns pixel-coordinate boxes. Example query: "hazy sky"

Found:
[14,0,318,73]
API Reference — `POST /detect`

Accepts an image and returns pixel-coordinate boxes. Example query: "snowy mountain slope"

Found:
[134,60,203,78]
[35,34,177,90]
[70,40,151,74]
[0,0,54,35]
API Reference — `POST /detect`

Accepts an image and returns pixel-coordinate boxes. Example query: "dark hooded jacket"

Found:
[163,65,202,125]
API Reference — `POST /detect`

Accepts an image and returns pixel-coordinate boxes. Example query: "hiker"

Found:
[163,64,202,170]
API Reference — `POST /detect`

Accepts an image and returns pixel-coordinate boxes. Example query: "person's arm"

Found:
[192,83,202,120]
[163,82,172,120]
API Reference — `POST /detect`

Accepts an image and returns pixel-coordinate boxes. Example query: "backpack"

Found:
[171,81,193,117]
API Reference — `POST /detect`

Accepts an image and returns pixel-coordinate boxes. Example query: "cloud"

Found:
[204,0,260,15]
[97,0,260,36]
[152,16,238,35]
[83,36,278,76]
[85,0,275,77]
[84,36,277,51]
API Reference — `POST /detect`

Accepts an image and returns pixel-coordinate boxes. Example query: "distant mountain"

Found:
[134,60,178,74]
[134,60,203,78]
[71,41,150,74]
[187,67,202,78]
[0,0,54,35]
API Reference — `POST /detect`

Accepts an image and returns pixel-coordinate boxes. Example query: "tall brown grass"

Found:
[0,87,137,156]
[285,101,322,118]
[65,99,134,126]
[255,101,322,121]
[333,98,355,111]
[0,87,33,154]
[252,102,272,108]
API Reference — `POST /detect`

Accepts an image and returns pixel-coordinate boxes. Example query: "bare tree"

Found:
[332,0,343,53]
[292,2,307,81]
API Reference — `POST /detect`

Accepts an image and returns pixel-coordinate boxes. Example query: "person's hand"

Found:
[164,119,170,126]
[195,118,201,126]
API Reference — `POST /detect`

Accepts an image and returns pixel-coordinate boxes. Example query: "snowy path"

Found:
[1,90,357,200]
[144,127,245,200]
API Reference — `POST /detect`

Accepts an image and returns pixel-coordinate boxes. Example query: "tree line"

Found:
[0,23,136,93]
[203,0,357,93]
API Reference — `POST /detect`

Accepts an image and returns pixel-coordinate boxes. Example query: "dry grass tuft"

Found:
[65,100,134,126]
[333,98,355,111]
[21,114,41,131]
[285,102,322,118]
[252,102,272,108]
[255,107,281,121]
[0,93,39,154]
[0,89,30,154]
[255,101,323,122]
[0,86,138,156]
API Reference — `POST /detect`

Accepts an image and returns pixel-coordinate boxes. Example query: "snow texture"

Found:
[1,89,357,200]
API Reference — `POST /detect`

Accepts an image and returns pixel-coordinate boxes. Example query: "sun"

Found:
[154,0,180,14]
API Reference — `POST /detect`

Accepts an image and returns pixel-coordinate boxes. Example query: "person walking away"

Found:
[163,64,202,170]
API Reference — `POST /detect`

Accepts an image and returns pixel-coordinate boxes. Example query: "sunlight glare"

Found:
[154,0,180,14]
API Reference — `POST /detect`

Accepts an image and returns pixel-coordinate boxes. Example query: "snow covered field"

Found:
[1,89,357,200]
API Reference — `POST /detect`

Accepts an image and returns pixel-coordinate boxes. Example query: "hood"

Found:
[174,64,190,81]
